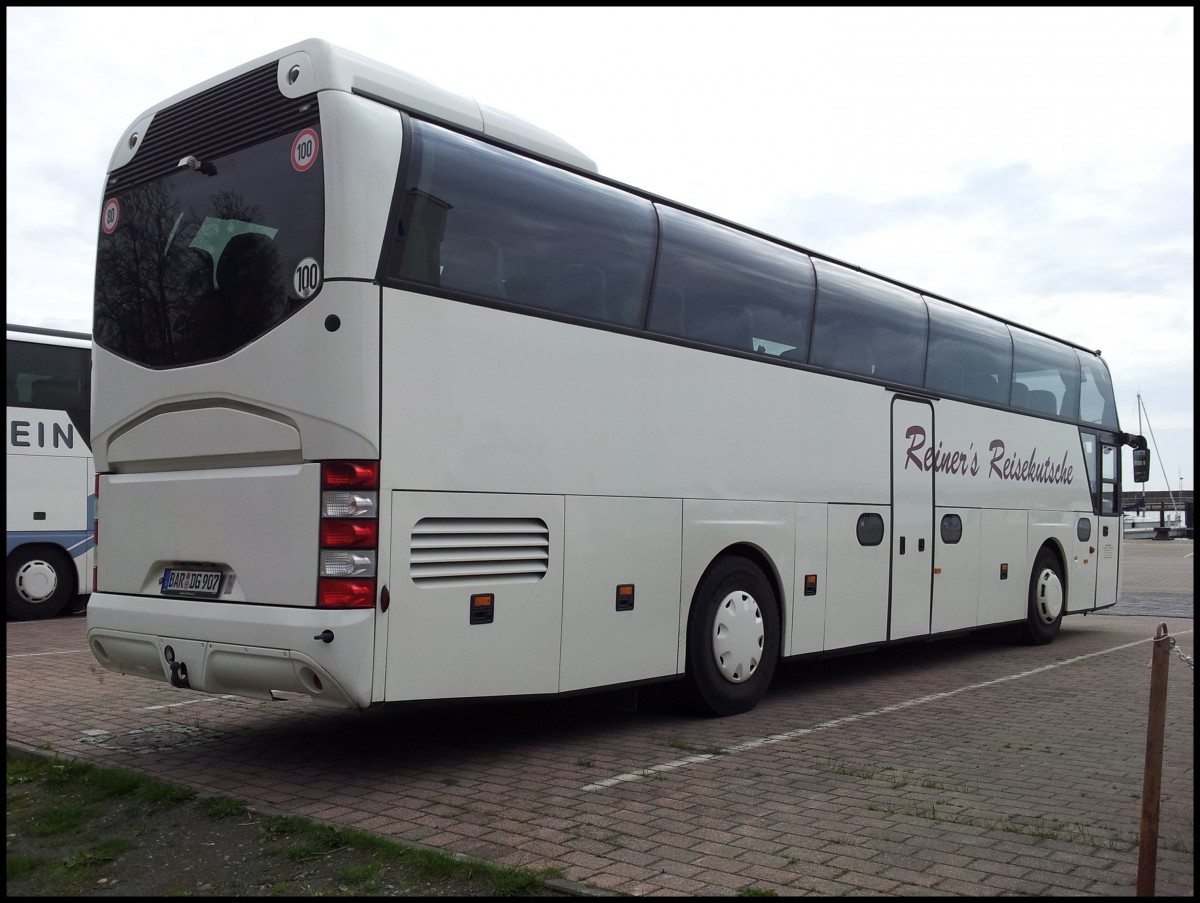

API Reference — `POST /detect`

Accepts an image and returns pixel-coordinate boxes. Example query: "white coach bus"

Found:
[86,39,1148,715]
[7,324,95,620]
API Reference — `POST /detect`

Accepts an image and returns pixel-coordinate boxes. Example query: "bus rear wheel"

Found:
[686,555,780,716]
[1022,548,1064,645]
[7,546,74,621]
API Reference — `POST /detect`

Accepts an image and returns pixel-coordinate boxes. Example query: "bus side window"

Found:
[963,371,1001,404]
[1078,350,1119,428]
[539,263,608,320]
[924,295,1012,404]
[872,322,926,385]
[1027,389,1058,416]
[30,377,81,409]
[651,285,686,335]
[1010,325,1080,419]
[827,335,875,376]
[810,259,926,386]
[441,237,508,300]
[926,358,964,395]
[649,205,815,355]
[684,297,754,351]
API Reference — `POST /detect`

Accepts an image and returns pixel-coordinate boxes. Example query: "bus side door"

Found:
[890,398,935,640]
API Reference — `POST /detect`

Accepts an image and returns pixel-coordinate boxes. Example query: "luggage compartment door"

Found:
[385,491,565,701]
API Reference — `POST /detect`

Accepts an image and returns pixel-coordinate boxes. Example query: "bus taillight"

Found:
[317,461,379,608]
[317,578,377,609]
[321,461,379,489]
[320,520,379,547]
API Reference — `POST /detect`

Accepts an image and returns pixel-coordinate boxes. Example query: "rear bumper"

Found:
[86,593,375,710]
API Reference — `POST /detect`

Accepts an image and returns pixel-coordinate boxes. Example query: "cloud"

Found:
[5,5,1193,488]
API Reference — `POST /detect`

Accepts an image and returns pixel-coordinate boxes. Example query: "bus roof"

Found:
[107,38,597,176]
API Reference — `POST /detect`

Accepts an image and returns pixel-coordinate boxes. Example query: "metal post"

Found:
[1137,623,1170,896]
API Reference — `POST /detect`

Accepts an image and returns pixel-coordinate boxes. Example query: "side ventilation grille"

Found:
[411,517,549,586]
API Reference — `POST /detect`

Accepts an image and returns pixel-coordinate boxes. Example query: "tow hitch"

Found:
[164,646,191,689]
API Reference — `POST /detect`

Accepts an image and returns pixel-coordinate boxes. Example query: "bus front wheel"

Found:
[7,546,75,621]
[1022,548,1064,645]
[686,555,780,716]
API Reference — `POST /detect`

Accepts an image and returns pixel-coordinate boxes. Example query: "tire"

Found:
[7,545,75,621]
[685,555,780,716]
[1022,547,1064,645]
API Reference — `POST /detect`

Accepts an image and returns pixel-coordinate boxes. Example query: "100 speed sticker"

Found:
[294,257,321,298]
[292,128,319,172]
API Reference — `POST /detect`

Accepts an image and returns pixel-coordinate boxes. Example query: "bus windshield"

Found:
[94,127,325,367]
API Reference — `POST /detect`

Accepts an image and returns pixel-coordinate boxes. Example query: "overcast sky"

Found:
[6,6,1194,493]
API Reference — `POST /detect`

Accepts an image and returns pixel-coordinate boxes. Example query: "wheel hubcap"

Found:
[16,560,58,604]
[1035,568,1064,624]
[712,590,764,683]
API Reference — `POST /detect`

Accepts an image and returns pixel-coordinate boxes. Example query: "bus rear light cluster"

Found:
[317,461,379,608]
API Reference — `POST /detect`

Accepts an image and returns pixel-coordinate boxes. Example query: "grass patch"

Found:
[7,750,565,896]
[6,854,48,881]
[665,737,726,756]
[196,795,248,819]
[821,759,876,780]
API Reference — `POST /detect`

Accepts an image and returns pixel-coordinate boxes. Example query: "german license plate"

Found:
[161,567,223,599]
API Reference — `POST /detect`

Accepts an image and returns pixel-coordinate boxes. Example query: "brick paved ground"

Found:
[8,539,1193,896]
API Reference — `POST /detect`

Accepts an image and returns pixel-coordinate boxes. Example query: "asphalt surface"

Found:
[8,537,1193,896]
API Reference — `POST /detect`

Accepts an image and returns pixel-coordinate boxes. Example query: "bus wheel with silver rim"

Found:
[686,555,780,716]
[7,545,74,621]
[1022,547,1064,645]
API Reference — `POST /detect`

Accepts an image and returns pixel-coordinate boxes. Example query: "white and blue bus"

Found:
[86,40,1147,715]
[7,324,95,620]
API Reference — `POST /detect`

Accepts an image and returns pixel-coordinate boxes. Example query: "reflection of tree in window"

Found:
[95,180,185,364]
[95,183,285,364]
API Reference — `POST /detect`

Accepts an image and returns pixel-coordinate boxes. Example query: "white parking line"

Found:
[581,629,1194,792]
[141,695,240,712]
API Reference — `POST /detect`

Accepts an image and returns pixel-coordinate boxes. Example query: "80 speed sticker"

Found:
[101,198,120,234]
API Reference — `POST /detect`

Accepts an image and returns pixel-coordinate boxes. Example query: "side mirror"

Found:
[1132,447,1150,483]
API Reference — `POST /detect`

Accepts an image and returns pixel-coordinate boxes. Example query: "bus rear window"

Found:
[94,129,325,367]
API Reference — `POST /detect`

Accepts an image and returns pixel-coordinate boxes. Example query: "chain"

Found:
[1147,634,1195,672]
[1166,635,1194,670]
